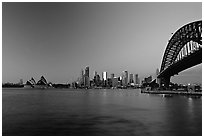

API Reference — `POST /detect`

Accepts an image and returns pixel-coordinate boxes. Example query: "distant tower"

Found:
[122,71,128,86]
[102,71,107,86]
[129,73,134,83]
[94,71,97,78]
[102,72,107,81]
[111,73,114,80]
[84,66,90,87]
[112,77,118,88]
[156,68,160,84]
[134,74,139,85]
[80,69,84,86]
[110,73,114,87]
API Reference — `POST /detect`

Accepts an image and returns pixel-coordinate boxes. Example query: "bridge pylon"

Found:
[158,76,170,89]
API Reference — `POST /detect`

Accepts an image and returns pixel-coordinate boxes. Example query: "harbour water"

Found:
[2,88,202,136]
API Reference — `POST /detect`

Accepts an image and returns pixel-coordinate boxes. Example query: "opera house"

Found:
[25,76,51,88]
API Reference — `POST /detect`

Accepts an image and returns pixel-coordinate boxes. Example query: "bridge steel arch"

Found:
[158,20,202,87]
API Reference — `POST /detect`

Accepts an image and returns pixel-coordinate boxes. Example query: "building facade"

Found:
[84,66,90,87]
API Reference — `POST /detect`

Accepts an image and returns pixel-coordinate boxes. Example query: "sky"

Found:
[2,2,202,84]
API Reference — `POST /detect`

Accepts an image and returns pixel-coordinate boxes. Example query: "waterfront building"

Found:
[134,74,140,85]
[110,73,114,87]
[112,77,118,88]
[93,71,101,86]
[102,72,107,81]
[156,68,160,84]
[118,76,122,86]
[25,76,48,88]
[25,77,36,88]
[122,71,128,87]
[35,76,48,88]
[111,73,114,80]
[94,71,97,79]
[84,66,90,87]
[37,76,47,85]
[96,74,101,86]
[102,72,107,87]
[129,73,134,84]
[80,69,84,87]
[107,78,112,87]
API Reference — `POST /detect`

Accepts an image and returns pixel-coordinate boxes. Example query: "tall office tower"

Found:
[124,71,128,86]
[156,68,160,84]
[102,72,107,81]
[129,73,134,84]
[85,66,89,77]
[94,71,97,78]
[112,77,118,88]
[93,71,99,86]
[122,72,125,86]
[134,74,139,85]
[110,73,114,86]
[84,66,90,87]
[111,73,114,79]
[80,69,84,86]
[102,71,107,86]
[122,71,128,86]
[95,74,101,86]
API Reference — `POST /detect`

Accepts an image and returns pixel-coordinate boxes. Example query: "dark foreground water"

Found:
[2,88,202,136]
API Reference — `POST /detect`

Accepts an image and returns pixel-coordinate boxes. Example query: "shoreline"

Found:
[141,90,202,96]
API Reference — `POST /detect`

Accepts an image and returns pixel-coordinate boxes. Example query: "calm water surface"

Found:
[2,88,202,136]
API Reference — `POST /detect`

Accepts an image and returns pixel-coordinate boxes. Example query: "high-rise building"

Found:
[112,77,118,88]
[102,72,107,81]
[80,69,84,86]
[85,66,89,77]
[122,71,128,86]
[111,73,114,80]
[102,72,107,86]
[156,68,160,84]
[94,71,97,79]
[93,71,100,86]
[110,73,114,86]
[134,74,140,85]
[129,73,134,83]
[84,66,90,87]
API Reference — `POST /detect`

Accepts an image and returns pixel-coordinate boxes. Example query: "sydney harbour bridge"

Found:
[157,20,202,88]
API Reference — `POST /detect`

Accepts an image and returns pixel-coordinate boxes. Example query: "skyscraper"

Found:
[122,71,128,86]
[102,71,107,86]
[94,71,97,79]
[102,72,107,81]
[80,69,84,86]
[134,74,139,85]
[111,73,114,80]
[156,68,160,84]
[112,77,118,88]
[93,71,101,86]
[84,66,89,87]
[129,73,134,84]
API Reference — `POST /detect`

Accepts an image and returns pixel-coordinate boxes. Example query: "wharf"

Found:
[141,90,202,96]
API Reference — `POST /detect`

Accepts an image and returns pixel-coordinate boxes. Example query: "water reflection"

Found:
[2,88,202,136]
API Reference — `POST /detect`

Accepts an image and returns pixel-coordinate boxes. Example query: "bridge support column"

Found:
[159,76,171,89]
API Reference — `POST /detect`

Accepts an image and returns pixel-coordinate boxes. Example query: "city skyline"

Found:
[2,2,202,84]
